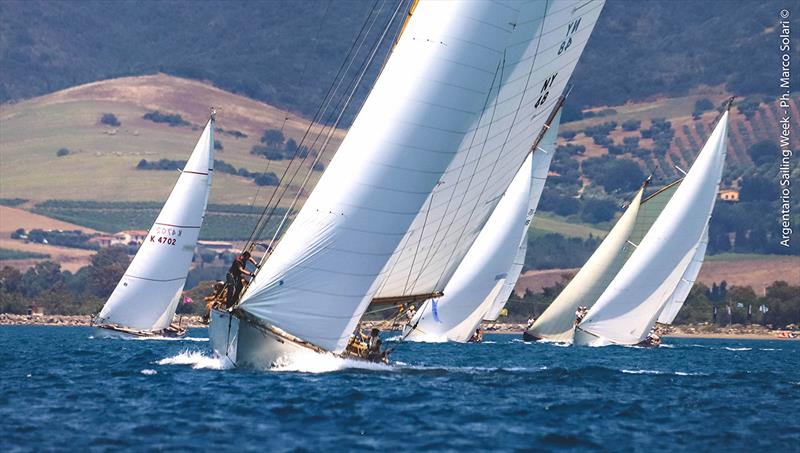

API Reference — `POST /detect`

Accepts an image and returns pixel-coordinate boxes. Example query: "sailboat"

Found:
[95,111,216,338]
[403,107,562,343]
[209,0,606,368]
[573,108,729,347]
[524,180,648,342]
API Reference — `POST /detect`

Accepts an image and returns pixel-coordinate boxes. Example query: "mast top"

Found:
[210,106,217,121]
[724,96,735,112]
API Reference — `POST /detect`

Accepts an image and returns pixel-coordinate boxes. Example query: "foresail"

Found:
[99,119,215,331]
[579,113,728,345]
[528,186,645,341]
[239,1,567,353]
[374,0,605,300]
[657,224,710,324]
[406,153,534,342]
[484,112,562,321]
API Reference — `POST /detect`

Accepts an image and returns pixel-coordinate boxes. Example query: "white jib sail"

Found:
[240,1,572,353]
[527,186,645,341]
[578,112,728,345]
[484,113,562,322]
[656,224,710,325]
[374,0,606,301]
[406,152,535,342]
[98,118,215,331]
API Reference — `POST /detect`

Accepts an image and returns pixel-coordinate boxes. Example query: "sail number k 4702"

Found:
[150,235,177,245]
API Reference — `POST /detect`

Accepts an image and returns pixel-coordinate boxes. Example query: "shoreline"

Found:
[1,315,797,340]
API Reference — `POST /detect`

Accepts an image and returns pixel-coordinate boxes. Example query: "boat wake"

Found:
[157,350,233,370]
[271,350,392,374]
[621,369,708,376]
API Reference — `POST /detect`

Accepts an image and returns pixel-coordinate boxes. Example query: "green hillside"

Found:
[0,0,791,116]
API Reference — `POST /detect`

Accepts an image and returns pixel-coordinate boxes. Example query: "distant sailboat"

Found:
[574,108,729,347]
[403,108,562,343]
[209,0,606,368]
[95,111,216,337]
[524,180,648,342]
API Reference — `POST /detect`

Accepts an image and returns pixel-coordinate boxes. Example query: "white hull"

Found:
[94,325,186,339]
[572,327,614,347]
[209,309,326,369]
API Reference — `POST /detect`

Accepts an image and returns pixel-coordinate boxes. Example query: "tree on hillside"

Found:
[87,246,130,298]
[100,113,121,127]
[746,140,779,167]
[739,175,777,202]
[260,129,285,148]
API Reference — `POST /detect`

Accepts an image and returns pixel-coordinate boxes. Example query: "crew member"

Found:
[226,251,256,307]
[366,328,383,362]
[469,328,483,343]
[202,281,225,323]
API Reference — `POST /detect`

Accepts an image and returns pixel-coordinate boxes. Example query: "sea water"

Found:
[1,326,798,451]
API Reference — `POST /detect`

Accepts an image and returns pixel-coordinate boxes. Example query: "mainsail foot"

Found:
[572,326,613,347]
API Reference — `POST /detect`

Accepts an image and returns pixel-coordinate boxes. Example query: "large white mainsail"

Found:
[525,184,646,342]
[576,112,728,346]
[97,115,215,333]
[211,0,605,367]
[484,113,562,322]
[373,0,605,303]
[405,110,562,342]
[656,224,710,325]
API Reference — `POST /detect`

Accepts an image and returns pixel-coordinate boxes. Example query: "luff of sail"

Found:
[656,224,710,325]
[527,184,646,341]
[238,1,559,354]
[484,113,563,322]
[374,0,606,302]
[577,112,728,345]
[98,117,215,331]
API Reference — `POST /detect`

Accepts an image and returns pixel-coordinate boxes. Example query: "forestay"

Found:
[239,1,565,353]
[657,224,710,325]
[374,0,605,301]
[98,119,215,331]
[578,112,728,345]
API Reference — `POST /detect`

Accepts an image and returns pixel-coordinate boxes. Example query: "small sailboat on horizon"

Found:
[94,110,217,338]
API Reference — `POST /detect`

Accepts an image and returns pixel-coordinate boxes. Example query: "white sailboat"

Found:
[524,181,648,342]
[403,110,562,343]
[209,0,606,368]
[574,110,729,347]
[95,112,216,337]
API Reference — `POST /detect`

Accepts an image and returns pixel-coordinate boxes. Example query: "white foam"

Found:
[158,350,232,370]
[270,349,392,374]
[128,336,209,342]
[621,369,664,375]
[140,369,157,375]
[722,347,752,351]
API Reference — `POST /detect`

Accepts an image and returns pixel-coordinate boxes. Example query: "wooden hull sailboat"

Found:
[209,0,606,368]
[94,112,216,339]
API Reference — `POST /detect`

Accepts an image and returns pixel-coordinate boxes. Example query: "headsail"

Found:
[98,116,215,331]
[373,0,606,302]
[656,224,710,325]
[405,110,562,342]
[406,152,535,342]
[577,112,728,345]
[484,112,563,321]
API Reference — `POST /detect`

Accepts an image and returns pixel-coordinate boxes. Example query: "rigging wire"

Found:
[243,0,384,249]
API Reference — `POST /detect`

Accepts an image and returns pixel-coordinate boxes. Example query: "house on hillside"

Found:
[719,188,739,202]
[88,235,116,248]
[117,230,148,245]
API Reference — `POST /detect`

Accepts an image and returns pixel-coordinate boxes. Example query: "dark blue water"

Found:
[1,327,798,452]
